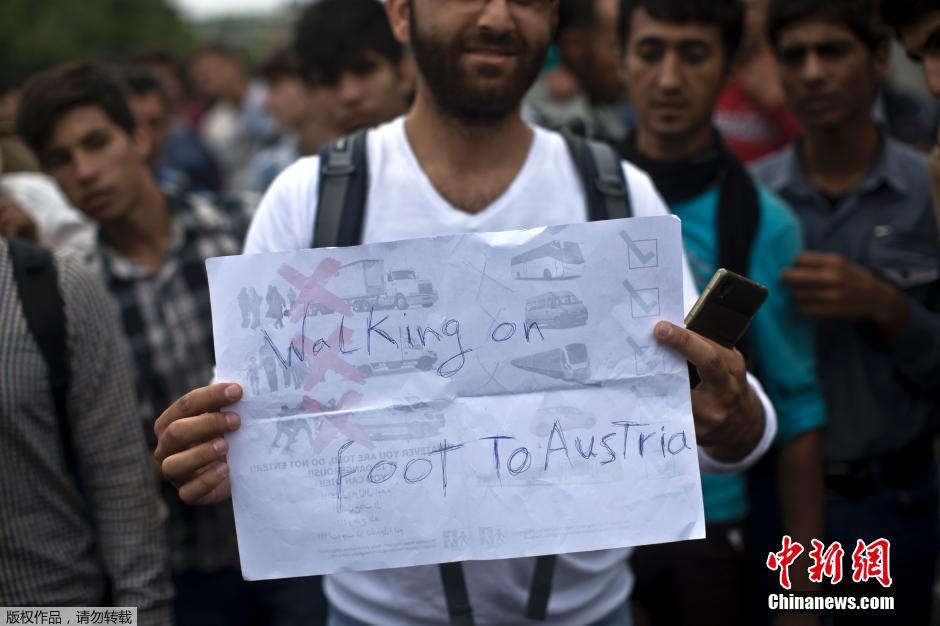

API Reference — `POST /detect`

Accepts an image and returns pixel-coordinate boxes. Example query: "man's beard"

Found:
[409,9,549,124]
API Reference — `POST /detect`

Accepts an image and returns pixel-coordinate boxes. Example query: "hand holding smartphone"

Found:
[685,269,768,348]
[684,269,768,385]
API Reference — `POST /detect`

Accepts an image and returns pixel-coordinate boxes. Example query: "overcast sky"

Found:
[170,0,295,19]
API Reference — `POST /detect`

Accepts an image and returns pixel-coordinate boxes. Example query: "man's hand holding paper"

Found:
[154,215,773,579]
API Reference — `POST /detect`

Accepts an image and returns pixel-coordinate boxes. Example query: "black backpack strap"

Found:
[561,130,632,222]
[439,561,476,626]
[6,238,74,469]
[525,554,558,620]
[313,130,370,249]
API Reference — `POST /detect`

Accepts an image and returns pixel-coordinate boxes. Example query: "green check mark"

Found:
[623,279,659,315]
[620,230,657,265]
[627,337,661,371]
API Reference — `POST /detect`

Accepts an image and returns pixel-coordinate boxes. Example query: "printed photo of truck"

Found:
[510,343,591,383]
[525,291,589,329]
[511,240,585,280]
[308,259,438,314]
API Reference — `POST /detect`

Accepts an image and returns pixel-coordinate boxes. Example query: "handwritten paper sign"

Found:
[206,216,704,580]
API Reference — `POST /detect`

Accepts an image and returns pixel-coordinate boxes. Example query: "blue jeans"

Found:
[327,599,633,626]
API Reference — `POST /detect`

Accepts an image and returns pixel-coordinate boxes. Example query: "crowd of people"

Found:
[1,0,939,625]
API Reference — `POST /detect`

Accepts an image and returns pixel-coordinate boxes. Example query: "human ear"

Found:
[386,0,412,46]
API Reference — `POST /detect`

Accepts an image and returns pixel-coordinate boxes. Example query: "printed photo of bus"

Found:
[525,291,589,329]
[511,343,591,383]
[510,240,585,280]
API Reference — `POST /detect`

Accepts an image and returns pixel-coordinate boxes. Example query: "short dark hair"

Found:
[766,0,889,52]
[120,66,170,109]
[620,0,745,62]
[294,0,403,86]
[16,63,136,156]
[557,0,597,40]
[881,0,934,29]
[134,49,187,85]
[259,47,302,83]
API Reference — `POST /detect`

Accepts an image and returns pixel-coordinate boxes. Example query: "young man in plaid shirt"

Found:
[16,63,326,626]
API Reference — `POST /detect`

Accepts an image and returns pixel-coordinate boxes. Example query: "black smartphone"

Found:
[684,269,767,387]
[685,269,768,349]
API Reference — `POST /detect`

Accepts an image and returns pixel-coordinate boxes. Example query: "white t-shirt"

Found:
[245,117,777,626]
[1,172,95,258]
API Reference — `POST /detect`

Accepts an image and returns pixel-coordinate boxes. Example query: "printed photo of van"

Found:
[356,347,439,379]
[525,291,589,329]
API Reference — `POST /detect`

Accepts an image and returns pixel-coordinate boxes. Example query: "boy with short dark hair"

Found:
[529,0,632,143]
[248,0,414,193]
[293,0,414,136]
[250,47,341,193]
[616,1,827,624]
[755,0,940,620]
[17,62,325,626]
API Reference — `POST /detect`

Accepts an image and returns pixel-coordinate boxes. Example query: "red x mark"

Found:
[301,390,374,452]
[279,258,352,323]
[295,325,364,391]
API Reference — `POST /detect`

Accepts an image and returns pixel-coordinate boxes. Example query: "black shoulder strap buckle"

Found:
[560,129,632,222]
[440,561,476,626]
[596,173,627,198]
[313,130,370,249]
[322,136,357,176]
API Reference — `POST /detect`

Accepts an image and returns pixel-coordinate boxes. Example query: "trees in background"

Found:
[0,0,194,87]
